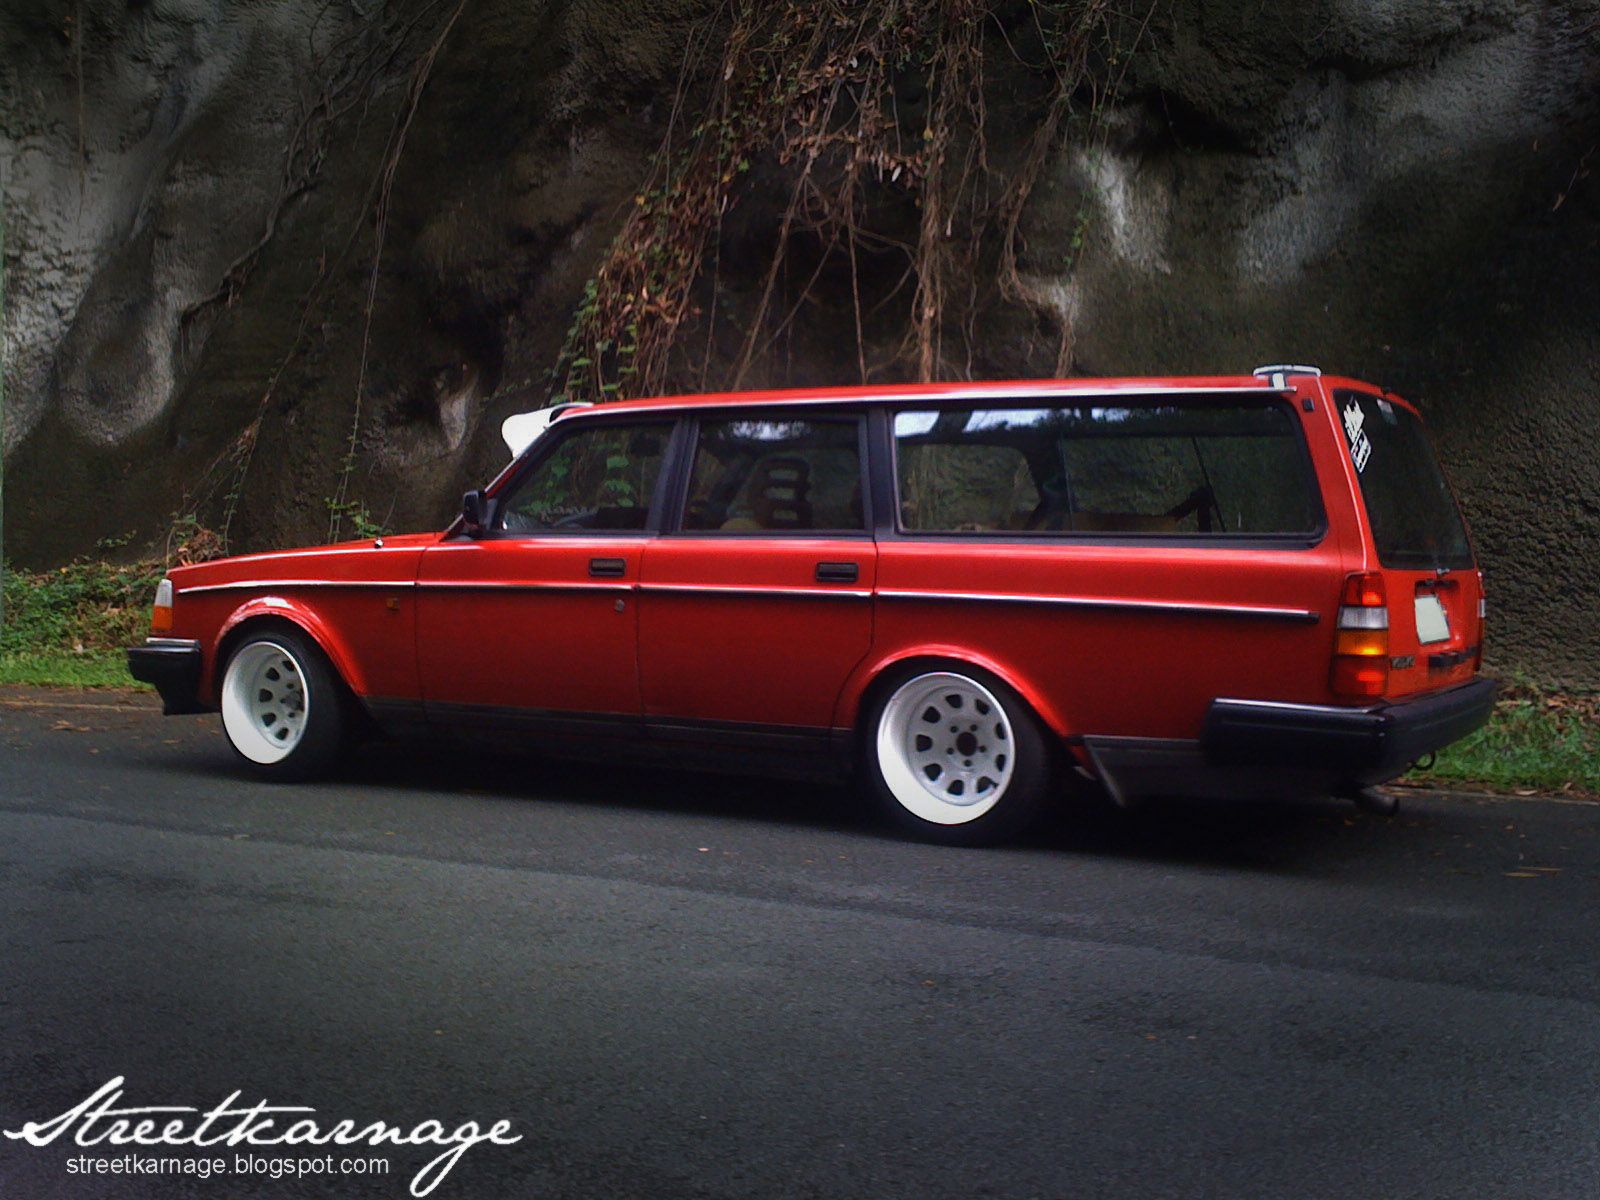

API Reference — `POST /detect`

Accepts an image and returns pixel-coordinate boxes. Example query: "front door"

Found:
[416,418,673,726]
[638,413,877,736]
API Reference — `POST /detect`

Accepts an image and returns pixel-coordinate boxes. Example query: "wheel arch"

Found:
[837,647,1073,743]
[211,601,366,701]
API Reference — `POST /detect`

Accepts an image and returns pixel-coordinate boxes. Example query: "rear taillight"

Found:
[1331,571,1388,698]
[150,578,174,635]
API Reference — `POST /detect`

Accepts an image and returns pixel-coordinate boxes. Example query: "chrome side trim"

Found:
[877,589,1319,623]
[178,579,1307,618]
[180,578,872,600]
[144,637,202,650]
[195,545,428,566]
[638,582,873,600]
[1211,697,1381,715]
[416,580,633,594]
[179,580,417,595]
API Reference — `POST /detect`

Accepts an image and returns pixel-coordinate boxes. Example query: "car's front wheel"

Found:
[220,630,347,780]
[863,666,1052,845]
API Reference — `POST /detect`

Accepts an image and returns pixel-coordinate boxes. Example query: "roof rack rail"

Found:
[1252,364,1322,392]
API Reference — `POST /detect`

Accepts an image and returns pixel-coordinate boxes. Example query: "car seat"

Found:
[745,456,813,529]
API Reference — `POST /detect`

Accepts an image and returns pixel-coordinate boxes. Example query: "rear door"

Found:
[1331,388,1482,698]
[637,412,877,735]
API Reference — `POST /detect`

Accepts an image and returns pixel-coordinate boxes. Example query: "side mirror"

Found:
[461,490,496,536]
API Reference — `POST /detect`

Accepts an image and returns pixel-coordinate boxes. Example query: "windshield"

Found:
[1335,389,1473,570]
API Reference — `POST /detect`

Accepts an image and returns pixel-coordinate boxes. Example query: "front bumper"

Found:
[1202,676,1499,781]
[126,638,211,715]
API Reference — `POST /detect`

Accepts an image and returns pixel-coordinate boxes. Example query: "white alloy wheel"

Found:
[222,640,310,764]
[875,671,1017,825]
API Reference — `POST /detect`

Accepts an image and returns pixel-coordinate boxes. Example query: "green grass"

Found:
[1,559,163,691]
[1407,690,1600,795]
[0,650,145,688]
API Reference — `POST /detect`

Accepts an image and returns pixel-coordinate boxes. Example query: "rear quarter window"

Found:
[896,441,1037,532]
[893,399,1322,538]
[1334,389,1474,570]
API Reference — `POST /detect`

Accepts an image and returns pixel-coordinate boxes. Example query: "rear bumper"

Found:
[1202,677,1498,779]
[126,638,212,715]
[1084,677,1498,804]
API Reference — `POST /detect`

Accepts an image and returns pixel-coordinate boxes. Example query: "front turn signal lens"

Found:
[150,578,174,635]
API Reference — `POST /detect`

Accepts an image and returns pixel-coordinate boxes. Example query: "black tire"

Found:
[860,662,1054,846]
[219,628,349,781]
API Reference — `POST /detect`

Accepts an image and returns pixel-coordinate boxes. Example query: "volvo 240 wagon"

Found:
[130,366,1495,844]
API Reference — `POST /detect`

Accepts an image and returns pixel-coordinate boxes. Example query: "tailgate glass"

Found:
[1334,389,1473,571]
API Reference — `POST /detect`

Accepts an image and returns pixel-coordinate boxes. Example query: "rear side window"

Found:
[682,417,866,533]
[896,441,1037,532]
[1334,390,1473,570]
[894,400,1321,537]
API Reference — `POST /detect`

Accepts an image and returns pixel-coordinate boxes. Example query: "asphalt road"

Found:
[2,687,1599,1200]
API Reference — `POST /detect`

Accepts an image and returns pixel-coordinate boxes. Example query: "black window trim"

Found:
[878,393,1330,549]
[662,409,875,539]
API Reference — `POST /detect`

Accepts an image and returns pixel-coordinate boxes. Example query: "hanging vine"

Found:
[172,0,470,555]
[176,0,1149,559]
[548,0,1152,407]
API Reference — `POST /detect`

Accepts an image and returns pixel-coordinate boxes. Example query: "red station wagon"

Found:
[129,366,1496,844]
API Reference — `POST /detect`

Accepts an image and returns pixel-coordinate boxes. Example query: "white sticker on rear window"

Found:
[1342,398,1372,473]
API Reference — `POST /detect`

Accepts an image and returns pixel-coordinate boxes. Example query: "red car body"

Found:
[130,368,1495,841]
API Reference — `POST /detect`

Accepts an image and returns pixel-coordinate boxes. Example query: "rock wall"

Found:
[1,0,711,557]
[1046,0,1600,685]
[2,0,1597,684]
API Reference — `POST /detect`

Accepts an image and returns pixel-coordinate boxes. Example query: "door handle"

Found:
[815,561,859,584]
[589,557,627,578]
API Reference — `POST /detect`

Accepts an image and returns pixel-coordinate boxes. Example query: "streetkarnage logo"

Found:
[4,1077,521,1197]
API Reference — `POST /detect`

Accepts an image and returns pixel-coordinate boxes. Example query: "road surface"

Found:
[2,688,1598,1199]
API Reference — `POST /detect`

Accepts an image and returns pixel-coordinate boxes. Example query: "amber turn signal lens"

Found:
[1334,629,1389,657]
[150,579,174,635]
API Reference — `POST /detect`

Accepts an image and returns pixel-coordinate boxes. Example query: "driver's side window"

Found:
[498,422,668,533]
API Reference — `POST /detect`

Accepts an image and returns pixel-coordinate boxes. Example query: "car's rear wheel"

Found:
[864,666,1052,845]
[220,630,347,780]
